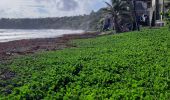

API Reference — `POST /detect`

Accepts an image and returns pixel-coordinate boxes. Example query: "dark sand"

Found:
[0,32,100,61]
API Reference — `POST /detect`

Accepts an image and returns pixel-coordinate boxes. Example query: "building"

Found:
[134,0,167,26]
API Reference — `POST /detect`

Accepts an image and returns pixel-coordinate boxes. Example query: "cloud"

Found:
[0,0,108,18]
[56,0,78,11]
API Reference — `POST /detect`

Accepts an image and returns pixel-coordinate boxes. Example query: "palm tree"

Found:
[103,0,131,33]
[164,0,170,18]
[131,0,140,31]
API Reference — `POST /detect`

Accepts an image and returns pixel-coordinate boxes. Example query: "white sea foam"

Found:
[0,29,84,42]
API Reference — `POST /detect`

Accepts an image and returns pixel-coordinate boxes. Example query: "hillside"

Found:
[0,10,103,31]
[0,28,169,99]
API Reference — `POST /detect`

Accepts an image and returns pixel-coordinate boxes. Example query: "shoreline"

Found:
[0,32,100,61]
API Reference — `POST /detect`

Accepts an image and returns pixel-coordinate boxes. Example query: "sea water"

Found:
[0,29,84,42]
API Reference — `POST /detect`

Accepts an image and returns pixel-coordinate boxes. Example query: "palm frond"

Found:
[105,2,113,9]
[102,8,113,15]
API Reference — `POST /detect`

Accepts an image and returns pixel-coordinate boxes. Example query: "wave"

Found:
[0,29,84,42]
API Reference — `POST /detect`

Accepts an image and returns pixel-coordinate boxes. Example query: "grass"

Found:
[0,28,169,99]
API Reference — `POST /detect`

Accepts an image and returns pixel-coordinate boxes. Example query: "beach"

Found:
[0,32,100,60]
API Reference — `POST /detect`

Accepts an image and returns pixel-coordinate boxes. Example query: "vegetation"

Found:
[165,8,170,28]
[103,0,132,33]
[0,28,169,99]
[165,0,170,9]
[0,11,103,31]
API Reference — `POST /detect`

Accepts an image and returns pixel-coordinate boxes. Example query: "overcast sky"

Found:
[0,0,109,18]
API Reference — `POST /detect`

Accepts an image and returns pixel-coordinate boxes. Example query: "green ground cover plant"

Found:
[0,28,169,99]
[166,10,170,29]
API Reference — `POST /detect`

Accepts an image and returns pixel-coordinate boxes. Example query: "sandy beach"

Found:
[0,32,100,61]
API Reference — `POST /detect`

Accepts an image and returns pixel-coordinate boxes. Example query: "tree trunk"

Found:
[114,15,122,33]
[163,0,165,19]
[156,0,160,20]
[151,11,156,26]
[132,0,140,31]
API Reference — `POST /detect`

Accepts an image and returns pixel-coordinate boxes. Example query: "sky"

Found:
[0,0,109,18]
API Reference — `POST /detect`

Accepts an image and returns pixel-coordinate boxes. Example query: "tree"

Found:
[165,7,170,29]
[103,0,131,33]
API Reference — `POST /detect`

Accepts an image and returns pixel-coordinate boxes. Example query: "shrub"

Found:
[165,9,170,29]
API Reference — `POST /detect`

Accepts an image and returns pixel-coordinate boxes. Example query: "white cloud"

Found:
[0,0,108,18]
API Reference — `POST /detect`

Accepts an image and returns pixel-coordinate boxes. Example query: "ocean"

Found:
[0,29,84,42]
